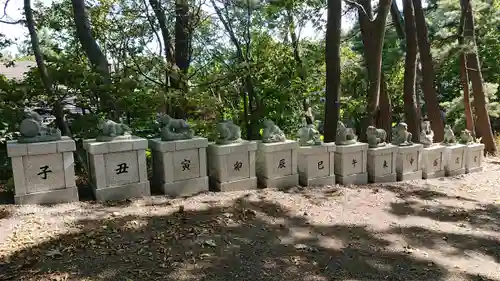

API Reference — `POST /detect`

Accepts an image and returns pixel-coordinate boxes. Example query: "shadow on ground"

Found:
[1,194,499,281]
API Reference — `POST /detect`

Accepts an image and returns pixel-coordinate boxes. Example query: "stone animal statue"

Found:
[419,120,434,147]
[335,121,357,145]
[459,129,475,145]
[442,125,456,145]
[366,126,387,148]
[297,124,322,146]
[18,110,62,143]
[216,120,242,145]
[97,119,131,141]
[261,119,286,143]
[391,122,413,146]
[158,114,194,141]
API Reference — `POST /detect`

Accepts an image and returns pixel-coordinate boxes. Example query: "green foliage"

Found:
[441,83,500,133]
[0,0,498,185]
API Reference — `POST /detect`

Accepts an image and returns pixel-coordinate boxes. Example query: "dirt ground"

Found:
[1,159,500,281]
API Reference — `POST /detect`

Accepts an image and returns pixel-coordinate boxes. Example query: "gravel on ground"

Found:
[1,158,500,281]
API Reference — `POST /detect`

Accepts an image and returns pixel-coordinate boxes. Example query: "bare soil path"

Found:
[1,159,500,281]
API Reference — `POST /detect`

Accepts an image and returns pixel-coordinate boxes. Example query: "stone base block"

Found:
[369,173,396,183]
[465,143,484,173]
[466,166,482,174]
[259,173,299,189]
[336,172,368,185]
[162,176,209,197]
[423,170,445,179]
[446,168,466,177]
[397,170,423,181]
[300,175,335,186]
[421,145,446,179]
[297,143,336,187]
[367,145,397,184]
[444,144,466,177]
[93,181,150,201]
[334,142,369,185]
[14,186,79,205]
[210,176,257,192]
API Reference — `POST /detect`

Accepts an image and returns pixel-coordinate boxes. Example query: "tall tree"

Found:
[24,0,70,136]
[458,5,474,137]
[460,0,496,154]
[402,0,421,141]
[323,0,342,142]
[210,0,259,139]
[349,0,393,140]
[412,0,444,141]
[71,0,117,117]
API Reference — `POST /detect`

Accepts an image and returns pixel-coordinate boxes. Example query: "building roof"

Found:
[0,60,36,80]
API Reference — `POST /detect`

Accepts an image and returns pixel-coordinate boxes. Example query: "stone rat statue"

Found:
[97,119,131,141]
[18,110,62,143]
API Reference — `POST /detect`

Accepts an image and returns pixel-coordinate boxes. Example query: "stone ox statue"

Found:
[97,119,131,142]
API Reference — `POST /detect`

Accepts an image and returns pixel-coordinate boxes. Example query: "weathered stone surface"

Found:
[297,143,335,187]
[444,144,466,176]
[257,140,299,189]
[84,137,149,201]
[465,143,484,173]
[208,141,258,192]
[334,142,368,185]
[367,145,397,183]
[150,137,209,197]
[421,145,446,179]
[395,144,423,181]
[7,138,78,205]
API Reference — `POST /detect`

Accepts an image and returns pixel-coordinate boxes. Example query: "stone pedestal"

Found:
[421,145,446,179]
[7,137,78,205]
[334,142,368,185]
[395,144,423,181]
[149,137,209,197]
[444,144,466,176]
[257,140,299,189]
[367,145,397,183]
[84,137,150,201]
[297,143,336,186]
[465,143,484,173]
[207,141,257,192]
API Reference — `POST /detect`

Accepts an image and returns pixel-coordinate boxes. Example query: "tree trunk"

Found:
[412,0,444,141]
[210,0,254,139]
[390,0,405,39]
[461,0,496,155]
[402,0,421,142]
[323,0,341,143]
[174,0,191,118]
[377,76,392,141]
[24,0,70,137]
[458,10,475,136]
[460,53,475,134]
[71,0,117,118]
[356,0,393,141]
[286,7,312,124]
